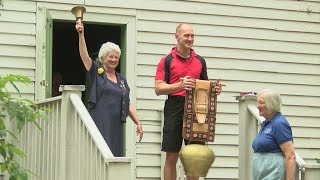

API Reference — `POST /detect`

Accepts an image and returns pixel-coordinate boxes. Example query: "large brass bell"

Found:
[71,6,86,22]
[179,144,215,177]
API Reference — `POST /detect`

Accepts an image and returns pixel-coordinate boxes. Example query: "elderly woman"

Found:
[252,89,296,180]
[75,20,143,157]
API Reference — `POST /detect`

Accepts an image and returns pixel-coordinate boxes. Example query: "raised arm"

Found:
[75,20,92,71]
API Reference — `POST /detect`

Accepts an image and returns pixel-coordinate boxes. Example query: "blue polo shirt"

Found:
[252,112,293,153]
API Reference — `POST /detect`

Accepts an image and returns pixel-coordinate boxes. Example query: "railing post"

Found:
[236,95,257,180]
[301,164,320,180]
[60,85,85,180]
[106,158,133,180]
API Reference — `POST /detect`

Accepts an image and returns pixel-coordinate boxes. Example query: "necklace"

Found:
[176,49,190,59]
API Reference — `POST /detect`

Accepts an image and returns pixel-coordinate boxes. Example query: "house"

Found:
[0,0,319,179]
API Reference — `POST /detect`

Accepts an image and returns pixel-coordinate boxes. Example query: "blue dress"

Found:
[87,60,130,157]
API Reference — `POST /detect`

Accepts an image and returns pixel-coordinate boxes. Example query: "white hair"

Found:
[257,89,282,113]
[98,42,121,63]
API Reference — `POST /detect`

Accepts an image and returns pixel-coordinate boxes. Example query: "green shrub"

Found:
[0,74,47,180]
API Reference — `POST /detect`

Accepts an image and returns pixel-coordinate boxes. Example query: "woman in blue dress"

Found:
[252,89,295,180]
[75,20,143,157]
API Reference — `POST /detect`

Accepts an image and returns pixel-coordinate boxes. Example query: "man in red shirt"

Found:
[155,23,222,180]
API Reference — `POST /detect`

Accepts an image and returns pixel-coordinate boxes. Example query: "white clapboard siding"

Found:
[136,143,162,155]
[0,44,35,58]
[295,137,320,149]
[133,1,320,179]
[31,0,83,4]
[0,80,36,100]
[0,56,35,70]
[138,42,320,64]
[0,0,319,179]
[289,116,320,127]
[0,67,35,79]
[0,33,35,46]
[137,64,320,87]
[153,0,320,14]
[137,53,320,76]
[138,20,320,45]
[0,21,36,35]
[138,31,320,55]
[0,0,36,96]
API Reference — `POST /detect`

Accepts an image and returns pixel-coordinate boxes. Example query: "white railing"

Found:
[237,95,320,180]
[8,85,133,180]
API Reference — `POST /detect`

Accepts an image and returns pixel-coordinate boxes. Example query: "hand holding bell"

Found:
[71,6,86,33]
[75,20,84,33]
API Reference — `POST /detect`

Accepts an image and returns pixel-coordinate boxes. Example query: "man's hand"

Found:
[180,76,195,91]
[214,79,225,95]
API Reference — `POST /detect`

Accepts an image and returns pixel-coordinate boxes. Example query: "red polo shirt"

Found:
[155,47,204,96]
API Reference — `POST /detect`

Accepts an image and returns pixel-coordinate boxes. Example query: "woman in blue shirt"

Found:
[252,89,296,180]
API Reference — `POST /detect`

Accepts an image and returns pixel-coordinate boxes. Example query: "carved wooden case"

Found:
[183,80,217,142]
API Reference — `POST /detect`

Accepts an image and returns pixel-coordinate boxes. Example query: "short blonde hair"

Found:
[257,89,282,113]
[98,42,121,63]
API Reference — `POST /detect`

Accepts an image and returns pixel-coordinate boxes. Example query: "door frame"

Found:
[35,6,53,100]
[35,3,137,158]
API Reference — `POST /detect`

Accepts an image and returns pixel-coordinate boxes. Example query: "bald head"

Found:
[176,23,193,34]
[175,23,194,51]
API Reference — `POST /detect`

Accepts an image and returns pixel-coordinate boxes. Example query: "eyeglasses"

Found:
[256,102,265,107]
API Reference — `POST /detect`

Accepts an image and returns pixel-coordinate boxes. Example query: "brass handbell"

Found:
[179,144,215,177]
[71,6,86,21]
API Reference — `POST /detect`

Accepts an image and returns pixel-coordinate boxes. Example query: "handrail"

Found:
[69,93,114,159]
[295,152,306,172]
[10,85,133,180]
[247,104,264,124]
[68,93,133,179]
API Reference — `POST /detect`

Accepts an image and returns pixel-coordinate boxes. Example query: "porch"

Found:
[3,85,320,180]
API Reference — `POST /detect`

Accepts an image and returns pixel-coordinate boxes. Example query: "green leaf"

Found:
[9,175,19,180]
[1,163,8,172]
[0,130,6,137]
[9,81,21,97]
[0,145,7,159]
[4,129,18,140]
[0,118,5,129]
[8,145,26,158]
[20,171,28,180]
[16,118,26,132]
[0,74,47,180]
